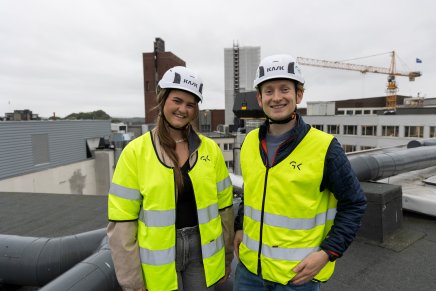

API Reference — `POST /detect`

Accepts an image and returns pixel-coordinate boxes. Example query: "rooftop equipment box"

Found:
[358,182,403,242]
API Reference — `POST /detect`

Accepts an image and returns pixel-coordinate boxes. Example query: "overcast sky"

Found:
[1,0,434,118]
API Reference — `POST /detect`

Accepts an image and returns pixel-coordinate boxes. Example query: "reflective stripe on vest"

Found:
[217,176,232,193]
[140,245,175,265]
[242,233,319,261]
[139,209,175,227]
[109,183,141,200]
[138,203,221,227]
[245,205,337,230]
[139,235,223,265]
[197,203,219,224]
[202,234,224,259]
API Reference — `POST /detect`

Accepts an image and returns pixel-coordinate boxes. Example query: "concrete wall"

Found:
[0,150,114,195]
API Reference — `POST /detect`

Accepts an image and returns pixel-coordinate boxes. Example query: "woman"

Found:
[107,66,234,291]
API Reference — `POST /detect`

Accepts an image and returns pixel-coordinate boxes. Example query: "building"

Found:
[304,96,436,152]
[143,37,185,125]
[0,120,112,195]
[224,42,260,130]
[198,109,225,133]
[4,109,40,121]
[231,93,436,153]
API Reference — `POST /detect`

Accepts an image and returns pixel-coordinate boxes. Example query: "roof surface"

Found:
[324,210,436,291]
[0,192,108,237]
[1,192,435,291]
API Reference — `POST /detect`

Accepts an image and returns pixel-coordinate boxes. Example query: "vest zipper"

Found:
[256,136,287,274]
[257,167,269,274]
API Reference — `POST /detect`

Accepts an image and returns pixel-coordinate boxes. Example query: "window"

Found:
[361,125,377,136]
[337,110,344,115]
[223,143,233,151]
[32,134,49,165]
[342,144,356,153]
[327,125,339,134]
[364,110,371,115]
[430,126,436,138]
[404,126,424,138]
[346,110,353,115]
[200,124,210,132]
[343,125,357,135]
[312,124,324,131]
[355,110,362,115]
[382,126,399,137]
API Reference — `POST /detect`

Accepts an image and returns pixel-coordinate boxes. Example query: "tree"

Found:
[64,110,111,120]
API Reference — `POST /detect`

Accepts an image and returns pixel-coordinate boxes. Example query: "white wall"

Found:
[0,150,114,195]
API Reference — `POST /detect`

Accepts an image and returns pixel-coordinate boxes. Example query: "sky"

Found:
[0,0,435,118]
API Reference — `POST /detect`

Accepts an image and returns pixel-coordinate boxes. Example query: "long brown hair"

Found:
[154,87,199,193]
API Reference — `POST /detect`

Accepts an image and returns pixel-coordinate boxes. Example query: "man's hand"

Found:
[233,230,243,260]
[290,250,329,285]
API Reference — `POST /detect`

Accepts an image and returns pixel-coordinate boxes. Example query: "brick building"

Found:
[143,38,185,124]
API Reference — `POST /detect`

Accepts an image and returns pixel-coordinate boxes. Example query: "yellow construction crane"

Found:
[296,51,422,109]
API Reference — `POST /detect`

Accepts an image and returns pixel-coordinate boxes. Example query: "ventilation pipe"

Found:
[39,236,120,291]
[407,137,436,148]
[0,229,106,286]
[349,146,436,182]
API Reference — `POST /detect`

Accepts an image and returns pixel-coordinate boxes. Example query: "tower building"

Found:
[224,42,260,130]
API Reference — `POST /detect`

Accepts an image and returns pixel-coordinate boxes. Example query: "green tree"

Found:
[64,110,111,120]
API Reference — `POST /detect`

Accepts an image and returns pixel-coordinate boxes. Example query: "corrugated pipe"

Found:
[40,236,120,291]
[407,137,436,148]
[349,146,436,182]
[0,229,106,286]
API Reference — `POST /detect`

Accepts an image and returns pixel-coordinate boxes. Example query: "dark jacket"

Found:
[234,114,367,258]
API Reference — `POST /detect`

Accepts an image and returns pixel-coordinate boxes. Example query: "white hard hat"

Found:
[158,66,204,102]
[253,54,304,89]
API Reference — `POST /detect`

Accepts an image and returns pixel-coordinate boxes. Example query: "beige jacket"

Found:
[108,128,234,290]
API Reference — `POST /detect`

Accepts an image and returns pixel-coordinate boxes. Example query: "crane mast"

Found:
[296,51,422,109]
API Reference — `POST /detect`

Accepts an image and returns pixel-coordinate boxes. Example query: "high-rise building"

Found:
[224,43,260,129]
[143,38,185,124]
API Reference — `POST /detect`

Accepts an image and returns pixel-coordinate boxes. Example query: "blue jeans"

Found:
[176,225,215,291]
[233,262,320,291]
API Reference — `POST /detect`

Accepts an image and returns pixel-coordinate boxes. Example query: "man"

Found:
[233,54,367,291]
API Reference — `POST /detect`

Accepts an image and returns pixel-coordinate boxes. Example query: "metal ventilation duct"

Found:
[349,146,436,182]
[39,236,120,291]
[407,137,436,148]
[0,229,106,286]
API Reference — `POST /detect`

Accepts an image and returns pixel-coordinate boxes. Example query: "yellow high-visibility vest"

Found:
[239,127,337,284]
[108,132,233,291]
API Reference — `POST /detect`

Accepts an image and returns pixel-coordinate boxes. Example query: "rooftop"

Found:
[1,188,435,290]
[324,210,436,290]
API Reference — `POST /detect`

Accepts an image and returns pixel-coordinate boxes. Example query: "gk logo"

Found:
[290,161,302,170]
[200,155,210,162]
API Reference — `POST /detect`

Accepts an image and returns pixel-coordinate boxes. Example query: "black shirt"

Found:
[175,160,199,229]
